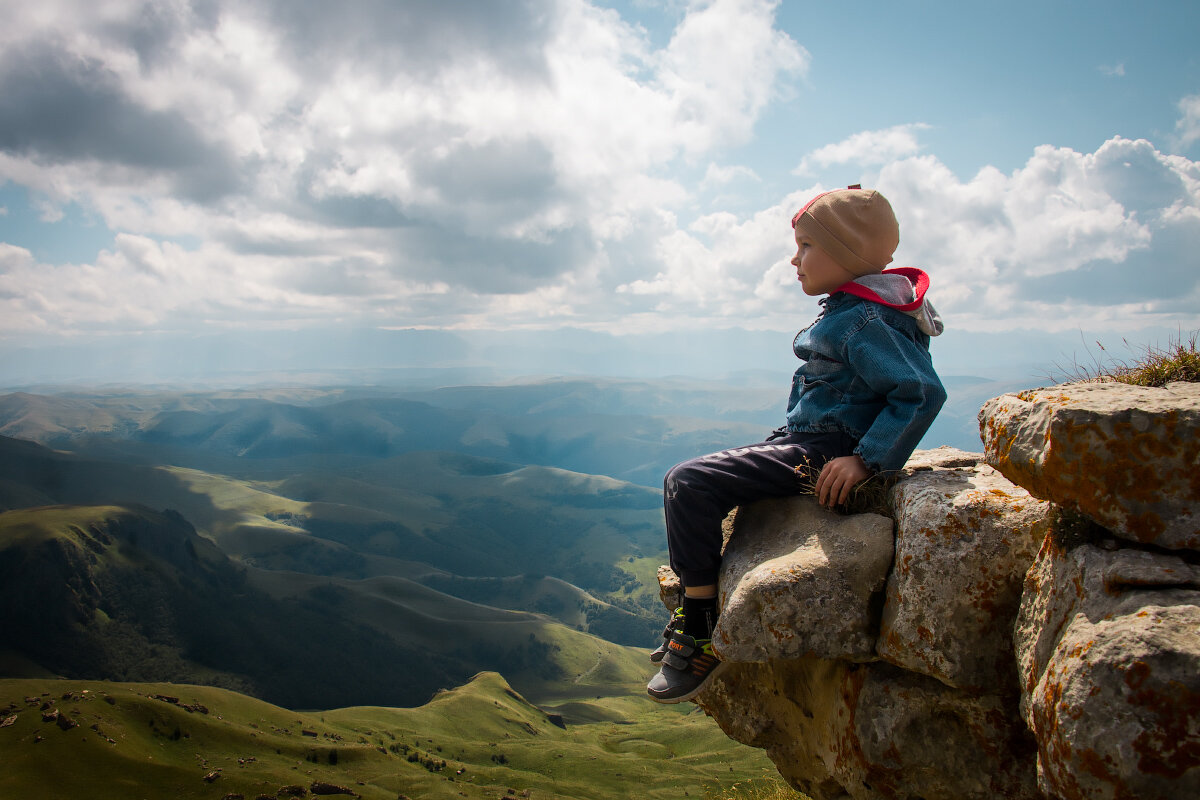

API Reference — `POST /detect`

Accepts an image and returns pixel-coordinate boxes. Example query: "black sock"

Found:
[681,595,718,640]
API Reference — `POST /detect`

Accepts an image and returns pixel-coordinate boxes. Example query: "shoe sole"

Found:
[646,660,729,705]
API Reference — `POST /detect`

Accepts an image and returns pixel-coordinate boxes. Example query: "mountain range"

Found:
[0,372,1034,797]
[0,434,657,709]
[0,373,1022,708]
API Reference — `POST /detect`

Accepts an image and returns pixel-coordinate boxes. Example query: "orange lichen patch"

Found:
[765,624,792,644]
[1038,415,1196,540]
[980,414,1015,464]
[1066,639,1096,660]
[832,666,870,778]
[1035,668,1065,739]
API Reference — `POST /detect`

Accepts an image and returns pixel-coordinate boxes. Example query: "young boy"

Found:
[647,187,947,703]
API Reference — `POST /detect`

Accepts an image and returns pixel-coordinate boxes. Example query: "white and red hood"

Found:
[835,267,944,337]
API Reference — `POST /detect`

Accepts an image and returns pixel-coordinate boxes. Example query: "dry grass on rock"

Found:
[1051,330,1199,387]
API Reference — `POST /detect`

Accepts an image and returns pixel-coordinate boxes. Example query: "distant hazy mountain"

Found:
[0,374,1010,485]
[0,382,773,486]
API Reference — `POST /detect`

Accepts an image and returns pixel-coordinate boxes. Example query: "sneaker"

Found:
[649,608,685,663]
[646,630,726,704]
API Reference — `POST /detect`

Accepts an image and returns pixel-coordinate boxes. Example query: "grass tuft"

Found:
[704,776,811,800]
[793,463,896,518]
[1048,330,1200,387]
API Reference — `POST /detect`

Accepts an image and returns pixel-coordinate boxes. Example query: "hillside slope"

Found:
[0,435,666,645]
[0,504,650,709]
[0,673,781,800]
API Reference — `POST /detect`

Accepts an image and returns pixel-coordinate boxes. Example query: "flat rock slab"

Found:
[979,381,1200,550]
[879,458,1051,690]
[712,496,893,663]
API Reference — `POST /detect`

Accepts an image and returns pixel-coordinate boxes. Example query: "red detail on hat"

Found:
[791,190,835,228]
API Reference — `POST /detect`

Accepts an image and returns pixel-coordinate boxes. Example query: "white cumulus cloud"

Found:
[1174,93,1200,153]
[880,137,1199,331]
[616,136,1200,335]
[794,124,931,175]
[0,2,1195,346]
[0,0,808,335]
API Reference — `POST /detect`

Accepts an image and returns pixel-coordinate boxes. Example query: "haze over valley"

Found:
[2,373,847,797]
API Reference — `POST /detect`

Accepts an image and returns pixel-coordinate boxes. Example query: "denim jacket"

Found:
[784,292,947,472]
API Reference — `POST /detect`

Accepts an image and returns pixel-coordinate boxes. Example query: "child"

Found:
[647,187,947,703]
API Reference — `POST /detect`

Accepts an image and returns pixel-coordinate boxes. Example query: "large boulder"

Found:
[979,381,1200,550]
[654,448,1046,800]
[712,496,894,663]
[879,455,1052,690]
[1015,522,1200,799]
[697,658,856,800]
[654,405,1200,800]
[698,658,1040,800]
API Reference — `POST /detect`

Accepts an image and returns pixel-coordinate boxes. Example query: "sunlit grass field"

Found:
[1,674,803,800]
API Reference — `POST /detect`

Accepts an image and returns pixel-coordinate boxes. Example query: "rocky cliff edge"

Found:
[657,381,1200,800]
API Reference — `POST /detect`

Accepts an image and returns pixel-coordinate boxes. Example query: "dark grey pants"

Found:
[663,430,855,587]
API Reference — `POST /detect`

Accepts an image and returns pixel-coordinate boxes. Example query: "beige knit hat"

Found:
[791,187,899,277]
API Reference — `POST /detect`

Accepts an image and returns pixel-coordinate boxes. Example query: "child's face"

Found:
[791,229,853,296]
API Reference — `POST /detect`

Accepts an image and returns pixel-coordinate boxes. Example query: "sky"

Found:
[0,0,1198,387]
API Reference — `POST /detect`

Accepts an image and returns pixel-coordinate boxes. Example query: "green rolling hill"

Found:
[0,501,670,709]
[0,383,816,797]
[0,433,668,634]
[0,674,787,800]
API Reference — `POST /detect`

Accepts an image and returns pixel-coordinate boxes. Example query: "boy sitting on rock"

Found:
[648,187,948,703]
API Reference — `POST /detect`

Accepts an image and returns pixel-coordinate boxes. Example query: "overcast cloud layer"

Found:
[0,0,1198,347]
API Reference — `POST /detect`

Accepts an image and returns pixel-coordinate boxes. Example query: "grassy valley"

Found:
[0,433,668,650]
[0,501,664,710]
[0,378,848,799]
[1,674,787,800]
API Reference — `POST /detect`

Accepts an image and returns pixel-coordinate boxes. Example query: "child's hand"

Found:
[815,454,871,508]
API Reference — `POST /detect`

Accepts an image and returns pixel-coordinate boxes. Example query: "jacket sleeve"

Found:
[844,316,947,472]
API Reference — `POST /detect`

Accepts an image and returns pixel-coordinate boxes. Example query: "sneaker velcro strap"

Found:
[662,650,691,671]
[666,631,697,656]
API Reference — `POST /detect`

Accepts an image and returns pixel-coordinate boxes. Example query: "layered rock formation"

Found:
[659,381,1200,800]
